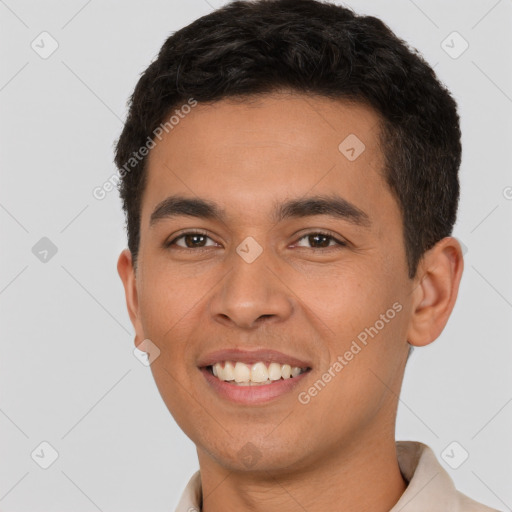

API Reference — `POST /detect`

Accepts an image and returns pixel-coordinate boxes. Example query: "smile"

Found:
[208,361,310,385]
[198,348,313,404]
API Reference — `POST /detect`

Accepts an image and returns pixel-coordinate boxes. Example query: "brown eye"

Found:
[166,232,217,249]
[295,232,347,249]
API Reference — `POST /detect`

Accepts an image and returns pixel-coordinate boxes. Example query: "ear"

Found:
[117,249,145,348]
[407,237,464,347]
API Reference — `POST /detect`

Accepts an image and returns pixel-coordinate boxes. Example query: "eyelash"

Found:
[165,230,347,251]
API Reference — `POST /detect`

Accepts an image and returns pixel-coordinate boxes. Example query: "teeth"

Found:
[291,366,301,377]
[223,361,235,381]
[268,362,282,381]
[250,362,268,382]
[211,361,307,384]
[234,362,251,383]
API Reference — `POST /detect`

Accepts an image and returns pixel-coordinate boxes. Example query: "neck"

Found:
[197,432,407,512]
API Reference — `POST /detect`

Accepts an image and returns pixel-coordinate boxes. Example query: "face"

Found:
[119,93,416,473]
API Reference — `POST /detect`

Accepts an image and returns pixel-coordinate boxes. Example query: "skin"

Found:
[117,92,464,512]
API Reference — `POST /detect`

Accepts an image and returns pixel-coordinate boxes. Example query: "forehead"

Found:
[142,93,396,230]
[150,92,383,159]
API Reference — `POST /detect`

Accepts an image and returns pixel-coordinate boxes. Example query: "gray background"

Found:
[1,0,511,510]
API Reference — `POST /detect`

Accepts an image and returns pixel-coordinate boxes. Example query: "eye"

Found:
[165,231,218,249]
[164,230,347,251]
[294,231,347,249]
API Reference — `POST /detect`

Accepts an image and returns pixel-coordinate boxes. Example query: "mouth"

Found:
[204,361,311,386]
[197,349,312,404]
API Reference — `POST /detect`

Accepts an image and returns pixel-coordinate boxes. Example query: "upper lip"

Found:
[197,348,312,369]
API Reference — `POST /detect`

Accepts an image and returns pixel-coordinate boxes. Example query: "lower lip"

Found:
[200,367,310,405]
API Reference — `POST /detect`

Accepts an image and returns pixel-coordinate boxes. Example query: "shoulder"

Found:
[394,441,503,512]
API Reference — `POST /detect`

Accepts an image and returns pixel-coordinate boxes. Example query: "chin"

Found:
[200,435,312,474]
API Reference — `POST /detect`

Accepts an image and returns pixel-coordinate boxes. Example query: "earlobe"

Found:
[406,237,464,348]
[117,249,145,347]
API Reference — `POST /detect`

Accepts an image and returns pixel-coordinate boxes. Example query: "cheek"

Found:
[289,258,408,401]
[137,260,212,340]
[283,258,394,334]
[137,267,208,432]
[293,304,407,446]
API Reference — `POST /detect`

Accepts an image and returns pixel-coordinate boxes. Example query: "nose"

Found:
[209,246,294,330]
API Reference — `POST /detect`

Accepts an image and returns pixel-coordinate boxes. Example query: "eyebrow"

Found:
[149,194,371,228]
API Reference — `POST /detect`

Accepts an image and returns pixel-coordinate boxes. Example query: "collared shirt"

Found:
[173,441,501,512]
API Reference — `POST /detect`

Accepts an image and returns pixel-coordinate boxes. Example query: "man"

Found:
[115,1,501,510]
